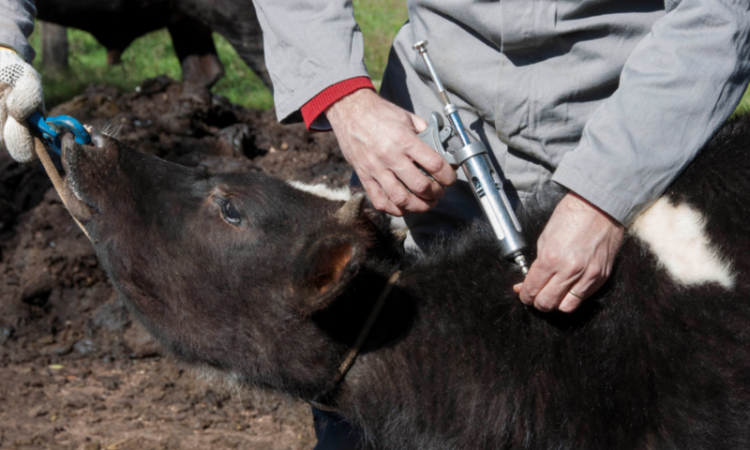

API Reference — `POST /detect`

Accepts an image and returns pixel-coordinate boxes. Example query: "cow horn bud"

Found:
[335,192,366,225]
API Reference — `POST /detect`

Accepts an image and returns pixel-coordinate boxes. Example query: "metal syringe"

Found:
[413,40,529,275]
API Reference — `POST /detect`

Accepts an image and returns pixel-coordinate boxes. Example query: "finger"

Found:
[409,113,428,133]
[518,259,554,305]
[378,170,437,214]
[359,176,403,217]
[533,272,582,312]
[513,283,522,294]
[390,158,446,200]
[408,141,457,188]
[4,116,35,162]
[6,68,43,121]
[558,292,584,314]
[558,269,607,313]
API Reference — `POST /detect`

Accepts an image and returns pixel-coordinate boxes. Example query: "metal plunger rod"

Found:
[413,40,529,275]
[413,40,450,106]
[413,41,471,146]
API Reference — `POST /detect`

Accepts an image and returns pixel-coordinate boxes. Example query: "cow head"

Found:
[60,130,403,396]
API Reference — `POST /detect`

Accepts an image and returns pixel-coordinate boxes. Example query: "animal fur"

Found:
[58,116,750,449]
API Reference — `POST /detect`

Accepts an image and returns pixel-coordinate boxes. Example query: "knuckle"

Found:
[393,129,414,145]
[522,283,539,298]
[411,177,431,195]
[519,285,539,303]
[375,147,396,163]
[541,250,562,266]
[390,193,410,208]
[369,194,388,211]
[371,199,387,211]
[421,153,445,173]
[535,299,555,313]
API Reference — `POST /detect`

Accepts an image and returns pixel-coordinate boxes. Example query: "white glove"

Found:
[0,48,43,162]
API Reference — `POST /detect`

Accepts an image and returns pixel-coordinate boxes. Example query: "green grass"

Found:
[28,3,407,110]
[29,25,273,110]
[353,0,408,89]
[211,35,274,110]
[730,83,750,120]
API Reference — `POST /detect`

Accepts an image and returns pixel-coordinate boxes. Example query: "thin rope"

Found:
[34,137,91,241]
[311,270,402,412]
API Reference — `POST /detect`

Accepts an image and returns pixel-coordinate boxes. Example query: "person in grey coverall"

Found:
[250,1,749,448]
[1,0,748,448]
[2,0,747,314]
[253,0,750,316]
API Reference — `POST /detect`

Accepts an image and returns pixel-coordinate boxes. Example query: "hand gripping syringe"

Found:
[413,40,529,275]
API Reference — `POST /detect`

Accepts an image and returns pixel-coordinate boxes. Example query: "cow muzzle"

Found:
[60,127,118,220]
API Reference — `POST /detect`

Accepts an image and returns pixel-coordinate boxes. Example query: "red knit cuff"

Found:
[301,77,375,130]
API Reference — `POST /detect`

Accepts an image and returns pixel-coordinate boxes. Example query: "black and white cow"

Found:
[57,116,750,450]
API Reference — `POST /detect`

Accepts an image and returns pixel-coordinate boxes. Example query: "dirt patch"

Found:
[0,77,352,449]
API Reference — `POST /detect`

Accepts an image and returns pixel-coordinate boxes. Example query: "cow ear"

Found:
[294,234,363,315]
[294,193,368,314]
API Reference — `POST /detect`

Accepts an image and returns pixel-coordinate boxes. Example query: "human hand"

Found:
[513,192,624,312]
[0,47,44,162]
[326,89,456,216]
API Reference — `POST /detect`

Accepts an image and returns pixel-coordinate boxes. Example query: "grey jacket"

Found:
[254,0,750,224]
[0,0,35,63]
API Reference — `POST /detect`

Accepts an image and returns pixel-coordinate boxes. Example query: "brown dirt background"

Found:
[0,78,353,449]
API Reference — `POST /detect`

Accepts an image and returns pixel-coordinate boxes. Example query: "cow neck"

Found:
[310,270,401,412]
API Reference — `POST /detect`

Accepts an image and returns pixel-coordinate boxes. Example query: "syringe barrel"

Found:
[460,154,527,259]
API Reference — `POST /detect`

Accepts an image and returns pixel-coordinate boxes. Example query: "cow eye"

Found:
[221,199,242,225]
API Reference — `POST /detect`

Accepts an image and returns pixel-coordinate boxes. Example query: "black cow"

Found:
[36,0,269,89]
[57,116,750,450]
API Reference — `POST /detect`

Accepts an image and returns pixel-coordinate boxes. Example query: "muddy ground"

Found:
[0,78,353,449]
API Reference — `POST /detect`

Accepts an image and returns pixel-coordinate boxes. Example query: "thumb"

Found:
[4,115,35,162]
[410,112,428,133]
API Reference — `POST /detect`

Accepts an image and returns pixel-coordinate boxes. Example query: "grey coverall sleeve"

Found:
[250,0,370,123]
[551,0,750,225]
[0,0,35,63]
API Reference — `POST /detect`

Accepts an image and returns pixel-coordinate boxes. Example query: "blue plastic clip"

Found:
[28,111,92,155]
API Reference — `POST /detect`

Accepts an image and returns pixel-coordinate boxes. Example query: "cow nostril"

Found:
[92,135,106,148]
[83,125,106,148]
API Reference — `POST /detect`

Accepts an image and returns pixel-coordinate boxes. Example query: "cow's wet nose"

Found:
[83,125,106,148]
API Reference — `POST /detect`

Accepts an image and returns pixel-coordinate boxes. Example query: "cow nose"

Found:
[83,125,106,148]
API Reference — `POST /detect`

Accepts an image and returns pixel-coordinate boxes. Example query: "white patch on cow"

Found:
[389,215,411,244]
[630,197,735,289]
[287,181,410,241]
[287,180,351,202]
